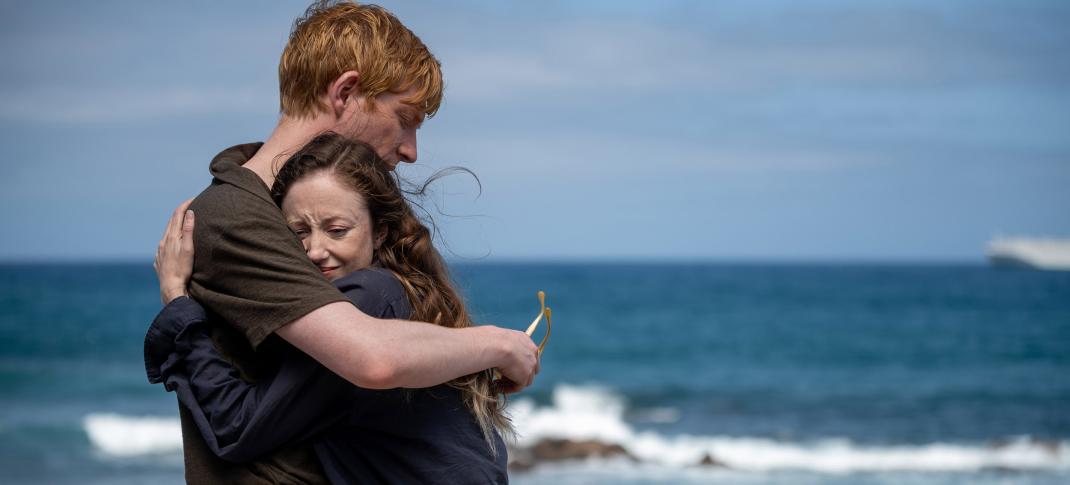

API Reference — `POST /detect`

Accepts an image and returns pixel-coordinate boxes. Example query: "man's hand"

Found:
[492,327,541,394]
[154,199,195,305]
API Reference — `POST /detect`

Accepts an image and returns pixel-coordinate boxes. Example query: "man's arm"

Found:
[277,303,539,390]
[178,187,538,392]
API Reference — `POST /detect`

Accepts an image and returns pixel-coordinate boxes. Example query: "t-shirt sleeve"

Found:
[187,184,348,349]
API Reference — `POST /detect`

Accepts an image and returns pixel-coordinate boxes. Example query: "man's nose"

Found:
[397,131,417,165]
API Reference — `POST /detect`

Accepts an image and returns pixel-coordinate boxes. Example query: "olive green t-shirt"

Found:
[181,142,348,484]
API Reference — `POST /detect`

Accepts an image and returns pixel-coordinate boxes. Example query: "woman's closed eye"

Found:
[326,227,351,238]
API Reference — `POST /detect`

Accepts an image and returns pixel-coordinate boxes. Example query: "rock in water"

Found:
[531,438,636,462]
[698,453,728,467]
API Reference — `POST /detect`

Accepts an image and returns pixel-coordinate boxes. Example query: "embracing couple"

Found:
[143,2,540,484]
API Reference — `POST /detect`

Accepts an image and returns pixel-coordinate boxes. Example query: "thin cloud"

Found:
[425,132,883,180]
[435,3,1070,103]
[0,84,275,123]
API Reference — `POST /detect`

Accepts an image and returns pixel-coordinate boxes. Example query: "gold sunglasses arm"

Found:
[537,307,551,356]
[525,291,546,336]
[491,290,552,383]
[524,291,551,356]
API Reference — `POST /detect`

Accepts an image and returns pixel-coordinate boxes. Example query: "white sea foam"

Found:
[83,413,182,457]
[83,386,1070,474]
[508,384,1070,473]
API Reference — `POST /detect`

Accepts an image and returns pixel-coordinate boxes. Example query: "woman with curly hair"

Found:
[146,132,511,484]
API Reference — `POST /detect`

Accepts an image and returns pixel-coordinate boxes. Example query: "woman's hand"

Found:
[154,199,196,305]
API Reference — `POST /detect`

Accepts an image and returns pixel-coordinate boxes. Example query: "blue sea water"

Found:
[1,262,1068,484]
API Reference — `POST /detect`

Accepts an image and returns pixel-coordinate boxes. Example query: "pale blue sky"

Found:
[1,0,1067,262]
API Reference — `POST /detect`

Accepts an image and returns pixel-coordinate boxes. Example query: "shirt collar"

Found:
[208,142,275,205]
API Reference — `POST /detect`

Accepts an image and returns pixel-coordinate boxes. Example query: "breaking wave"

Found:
[83,385,1070,474]
[83,413,182,457]
[507,384,1070,473]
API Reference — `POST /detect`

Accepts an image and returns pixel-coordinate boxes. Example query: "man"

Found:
[157,2,539,482]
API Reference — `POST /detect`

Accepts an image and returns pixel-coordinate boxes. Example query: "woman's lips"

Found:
[318,266,339,275]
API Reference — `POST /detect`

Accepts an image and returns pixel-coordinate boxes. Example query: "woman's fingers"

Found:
[158,199,194,262]
[156,199,196,305]
[169,199,194,240]
[158,201,188,260]
[181,210,195,252]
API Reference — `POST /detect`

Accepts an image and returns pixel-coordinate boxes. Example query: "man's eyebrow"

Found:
[398,105,424,125]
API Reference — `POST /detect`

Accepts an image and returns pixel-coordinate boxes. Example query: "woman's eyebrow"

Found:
[320,215,357,225]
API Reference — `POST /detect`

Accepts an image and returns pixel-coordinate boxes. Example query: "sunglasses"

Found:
[526,290,552,355]
[492,290,552,384]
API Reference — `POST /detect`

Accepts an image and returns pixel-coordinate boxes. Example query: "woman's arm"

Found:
[147,205,371,462]
[145,297,363,463]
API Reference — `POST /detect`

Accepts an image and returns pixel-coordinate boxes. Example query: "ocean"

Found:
[1,262,1068,484]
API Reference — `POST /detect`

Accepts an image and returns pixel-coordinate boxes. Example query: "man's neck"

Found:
[243,115,333,188]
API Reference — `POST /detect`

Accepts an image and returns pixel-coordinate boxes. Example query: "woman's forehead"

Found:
[281,172,370,219]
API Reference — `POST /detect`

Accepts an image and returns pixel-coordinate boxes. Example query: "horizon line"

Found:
[0,255,988,266]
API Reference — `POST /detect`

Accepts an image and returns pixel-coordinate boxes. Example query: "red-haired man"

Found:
[152,3,538,482]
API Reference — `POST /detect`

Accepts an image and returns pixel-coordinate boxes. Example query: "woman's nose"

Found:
[305,233,329,262]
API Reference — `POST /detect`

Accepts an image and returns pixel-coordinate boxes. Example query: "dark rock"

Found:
[507,438,638,472]
[697,453,727,467]
[531,438,636,462]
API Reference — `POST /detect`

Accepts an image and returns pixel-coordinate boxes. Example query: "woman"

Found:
[145,133,511,484]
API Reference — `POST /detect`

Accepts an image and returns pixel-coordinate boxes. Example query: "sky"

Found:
[1,0,1068,262]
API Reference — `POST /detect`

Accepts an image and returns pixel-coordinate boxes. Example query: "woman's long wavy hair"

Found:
[271,132,512,453]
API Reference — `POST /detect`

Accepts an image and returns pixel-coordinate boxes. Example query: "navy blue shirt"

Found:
[145,268,508,484]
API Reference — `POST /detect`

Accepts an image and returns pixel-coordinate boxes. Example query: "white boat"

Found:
[986,237,1070,271]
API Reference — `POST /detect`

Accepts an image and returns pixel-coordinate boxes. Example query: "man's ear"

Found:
[327,71,361,118]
